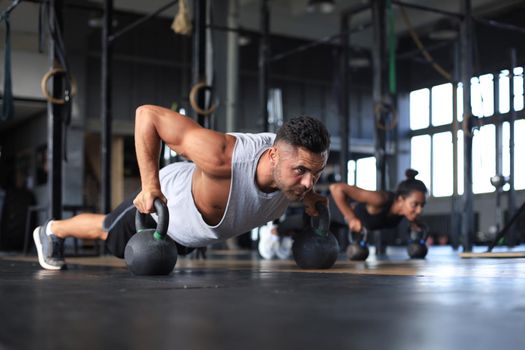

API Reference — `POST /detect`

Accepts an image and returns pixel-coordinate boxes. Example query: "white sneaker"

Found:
[33,221,66,270]
[275,236,292,260]
[258,222,278,259]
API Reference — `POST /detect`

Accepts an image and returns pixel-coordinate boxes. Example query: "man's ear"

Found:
[268,146,278,164]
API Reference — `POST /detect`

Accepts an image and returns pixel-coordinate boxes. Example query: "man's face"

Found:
[270,142,327,201]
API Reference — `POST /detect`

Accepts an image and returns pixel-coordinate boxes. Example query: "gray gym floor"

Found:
[1,246,524,350]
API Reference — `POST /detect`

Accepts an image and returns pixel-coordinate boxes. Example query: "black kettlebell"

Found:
[407,226,429,259]
[124,199,178,275]
[347,228,369,261]
[292,203,340,269]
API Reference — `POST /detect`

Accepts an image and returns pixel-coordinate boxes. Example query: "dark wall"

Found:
[73,4,378,151]
[81,10,193,123]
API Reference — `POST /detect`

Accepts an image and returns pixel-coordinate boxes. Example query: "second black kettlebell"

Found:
[292,203,340,269]
[347,228,369,261]
[407,225,429,259]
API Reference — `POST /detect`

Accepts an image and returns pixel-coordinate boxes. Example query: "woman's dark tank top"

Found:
[353,191,404,230]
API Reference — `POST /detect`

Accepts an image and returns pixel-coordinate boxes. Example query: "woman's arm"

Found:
[329,183,388,231]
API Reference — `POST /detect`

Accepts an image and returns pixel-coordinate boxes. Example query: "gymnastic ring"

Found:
[374,102,398,131]
[189,81,218,116]
[41,68,77,105]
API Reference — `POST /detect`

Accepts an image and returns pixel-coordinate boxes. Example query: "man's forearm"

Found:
[135,107,162,190]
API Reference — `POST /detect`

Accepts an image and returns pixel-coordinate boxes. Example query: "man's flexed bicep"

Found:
[176,127,235,177]
[134,105,234,181]
[133,105,234,212]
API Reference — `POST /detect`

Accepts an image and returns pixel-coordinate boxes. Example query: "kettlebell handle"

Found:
[359,227,368,242]
[409,222,429,242]
[350,227,368,243]
[315,202,330,232]
[302,202,331,234]
[135,198,169,240]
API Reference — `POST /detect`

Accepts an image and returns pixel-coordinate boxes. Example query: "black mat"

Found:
[0,256,524,350]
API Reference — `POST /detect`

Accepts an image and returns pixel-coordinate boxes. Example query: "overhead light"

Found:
[88,17,118,28]
[238,35,251,46]
[428,28,458,40]
[307,0,335,14]
[349,57,370,68]
[428,19,458,40]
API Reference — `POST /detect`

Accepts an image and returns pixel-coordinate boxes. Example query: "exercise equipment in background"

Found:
[407,225,429,259]
[347,228,369,261]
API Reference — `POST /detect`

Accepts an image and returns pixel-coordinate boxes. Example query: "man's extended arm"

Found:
[133,105,234,212]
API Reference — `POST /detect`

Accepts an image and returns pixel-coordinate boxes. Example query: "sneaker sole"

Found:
[33,227,62,270]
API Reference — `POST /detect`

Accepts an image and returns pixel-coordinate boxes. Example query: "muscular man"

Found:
[33,105,331,270]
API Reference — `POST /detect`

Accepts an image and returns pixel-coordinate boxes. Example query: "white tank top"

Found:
[157,132,290,247]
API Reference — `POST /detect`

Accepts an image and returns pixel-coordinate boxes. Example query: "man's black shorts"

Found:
[103,192,195,258]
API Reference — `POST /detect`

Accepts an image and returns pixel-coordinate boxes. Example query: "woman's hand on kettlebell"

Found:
[410,220,427,232]
[347,217,362,233]
[133,188,167,213]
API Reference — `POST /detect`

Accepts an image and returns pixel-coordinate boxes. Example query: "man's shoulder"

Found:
[229,132,276,147]
[228,132,275,165]
[229,131,276,139]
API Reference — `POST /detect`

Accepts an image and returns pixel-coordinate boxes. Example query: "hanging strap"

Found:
[1,11,14,121]
[387,0,397,95]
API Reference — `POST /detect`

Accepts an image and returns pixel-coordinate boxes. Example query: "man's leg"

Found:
[33,214,107,270]
[49,214,107,240]
[33,190,196,270]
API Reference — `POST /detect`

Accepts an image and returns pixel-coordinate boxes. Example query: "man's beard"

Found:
[282,186,309,201]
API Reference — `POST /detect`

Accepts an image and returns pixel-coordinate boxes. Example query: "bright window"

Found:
[502,120,525,190]
[498,67,524,113]
[356,157,377,191]
[499,70,510,114]
[513,67,524,111]
[410,88,430,130]
[457,130,464,195]
[410,135,431,194]
[409,69,521,198]
[431,83,453,126]
[457,83,464,122]
[502,122,510,191]
[472,125,496,194]
[432,132,453,197]
[471,74,494,117]
[347,160,356,185]
[515,119,525,190]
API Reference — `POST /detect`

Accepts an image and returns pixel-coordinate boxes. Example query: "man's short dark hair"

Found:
[274,116,330,153]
